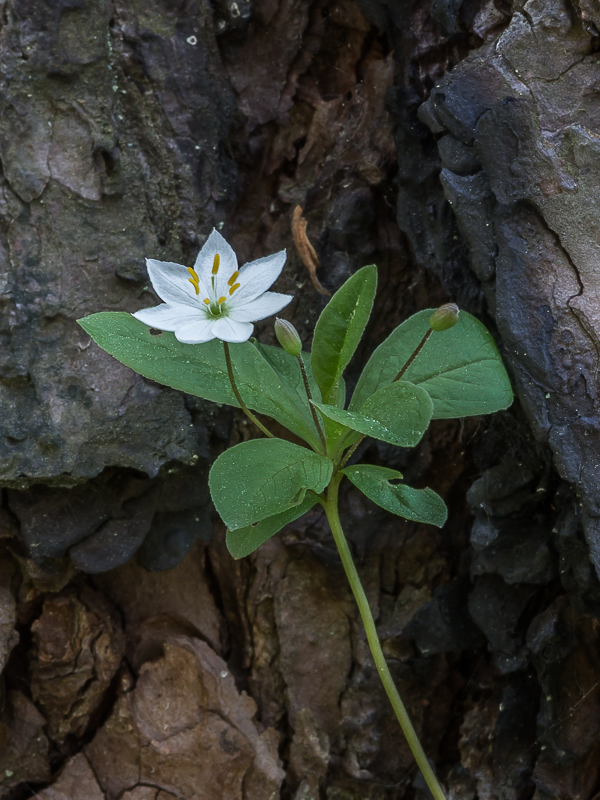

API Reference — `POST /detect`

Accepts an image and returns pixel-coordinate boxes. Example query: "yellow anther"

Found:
[203,298,210,305]
[218,296,226,305]
[212,254,220,275]
[227,270,239,286]
[229,283,240,295]
[187,267,200,294]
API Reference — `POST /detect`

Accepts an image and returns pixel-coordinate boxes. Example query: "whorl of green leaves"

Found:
[79,265,512,559]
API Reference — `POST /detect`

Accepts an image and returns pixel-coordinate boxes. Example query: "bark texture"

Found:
[0,0,599,798]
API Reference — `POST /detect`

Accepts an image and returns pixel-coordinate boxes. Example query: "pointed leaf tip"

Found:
[311,265,377,405]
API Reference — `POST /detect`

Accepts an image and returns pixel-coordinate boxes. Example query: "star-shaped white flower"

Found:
[133,229,293,344]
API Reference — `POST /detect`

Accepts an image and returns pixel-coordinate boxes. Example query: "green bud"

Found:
[429,303,460,332]
[274,318,302,356]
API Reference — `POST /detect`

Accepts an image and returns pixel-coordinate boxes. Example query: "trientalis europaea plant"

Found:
[79,230,512,800]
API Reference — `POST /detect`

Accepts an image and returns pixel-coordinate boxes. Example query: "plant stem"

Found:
[323,474,447,800]
[338,434,364,470]
[223,341,274,438]
[296,355,327,450]
[394,329,432,382]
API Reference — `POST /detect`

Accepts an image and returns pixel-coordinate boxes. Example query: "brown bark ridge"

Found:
[0,0,599,797]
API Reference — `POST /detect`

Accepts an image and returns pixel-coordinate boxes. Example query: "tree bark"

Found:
[0,0,599,798]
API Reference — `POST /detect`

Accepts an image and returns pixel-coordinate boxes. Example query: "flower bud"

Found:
[274,318,302,356]
[429,303,460,332]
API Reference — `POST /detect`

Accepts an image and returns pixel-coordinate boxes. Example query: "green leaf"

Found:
[321,416,351,457]
[336,377,347,408]
[78,312,322,450]
[209,438,332,530]
[311,265,377,404]
[342,464,447,527]
[226,493,319,559]
[350,310,513,419]
[313,381,433,448]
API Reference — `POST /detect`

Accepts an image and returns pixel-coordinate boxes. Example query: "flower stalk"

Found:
[223,341,274,438]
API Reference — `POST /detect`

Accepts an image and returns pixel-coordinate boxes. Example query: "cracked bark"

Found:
[1,0,600,798]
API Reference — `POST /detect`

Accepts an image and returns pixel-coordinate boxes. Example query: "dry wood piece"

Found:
[291,206,330,296]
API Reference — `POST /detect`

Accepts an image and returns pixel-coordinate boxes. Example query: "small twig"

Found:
[292,206,330,296]
[296,355,327,450]
[223,341,274,438]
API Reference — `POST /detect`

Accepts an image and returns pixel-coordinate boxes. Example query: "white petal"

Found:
[229,292,293,323]
[132,303,207,331]
[146,259,209,308]
[232,250,287,305]
[173,319,218,344]
[193,229,238,295]
[211,317,254,343]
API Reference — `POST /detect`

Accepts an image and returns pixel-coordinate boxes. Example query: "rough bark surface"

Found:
[0,0,599,798]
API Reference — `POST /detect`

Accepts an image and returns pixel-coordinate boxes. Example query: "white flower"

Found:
[133,229,293,344]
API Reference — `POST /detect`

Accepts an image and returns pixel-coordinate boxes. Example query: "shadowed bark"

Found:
[1,0,600,798]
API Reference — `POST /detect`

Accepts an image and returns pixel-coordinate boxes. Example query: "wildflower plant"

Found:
[79,230,513,800]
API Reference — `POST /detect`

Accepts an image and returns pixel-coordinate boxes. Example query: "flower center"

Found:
[188,254,241,317]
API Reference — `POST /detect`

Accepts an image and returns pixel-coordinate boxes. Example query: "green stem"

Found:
[296,355,327,451]
[223,341,274,439]
[323,474,447,800]
[338,433,364,470]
